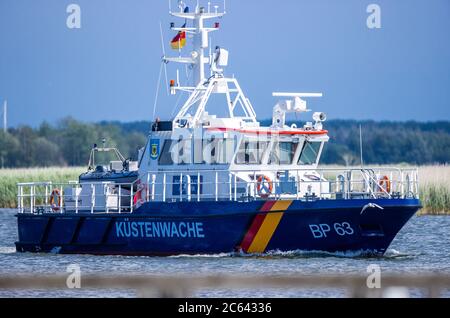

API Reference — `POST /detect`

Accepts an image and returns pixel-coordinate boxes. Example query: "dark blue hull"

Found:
[15,199,420,257]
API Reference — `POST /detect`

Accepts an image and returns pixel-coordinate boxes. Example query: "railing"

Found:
[17,167,419,214]
[17,181,137,215]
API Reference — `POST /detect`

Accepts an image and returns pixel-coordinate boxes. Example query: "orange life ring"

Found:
[257,175,273,198]
[378,175,391,193]
[49,189,61,212]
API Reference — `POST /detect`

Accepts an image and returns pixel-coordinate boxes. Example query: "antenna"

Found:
[359,124,364,168]
[159,22,170,96]
[152,62,164,120]
[271,93,324,128]
[2,100,7,134]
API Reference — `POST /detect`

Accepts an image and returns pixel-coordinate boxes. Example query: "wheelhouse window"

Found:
[159,138,192,165]
[298,141,322,165]
[235,139,269,165]
[158,140,175,165]
[193,137,235,164]
[269,142,299,165]
[203,137,235,164]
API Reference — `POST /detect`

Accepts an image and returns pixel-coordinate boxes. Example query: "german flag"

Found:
[171,23,187,50]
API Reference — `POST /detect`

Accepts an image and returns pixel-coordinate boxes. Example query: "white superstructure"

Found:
[136,0,333,203]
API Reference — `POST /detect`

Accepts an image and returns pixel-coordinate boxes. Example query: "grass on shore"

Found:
[417,165,450,215]
[0,167,85,209]
[0,165,448,214]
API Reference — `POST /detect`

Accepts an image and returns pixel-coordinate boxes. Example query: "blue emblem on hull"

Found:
[150,139,160,160]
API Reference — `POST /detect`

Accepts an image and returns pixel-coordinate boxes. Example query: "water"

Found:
[1,209,449,298]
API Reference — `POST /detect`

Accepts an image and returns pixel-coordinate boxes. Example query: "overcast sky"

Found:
[0,0,449,127]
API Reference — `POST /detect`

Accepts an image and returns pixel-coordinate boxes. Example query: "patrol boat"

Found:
[15,1,421,256]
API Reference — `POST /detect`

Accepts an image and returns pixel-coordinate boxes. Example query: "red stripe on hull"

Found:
[260,201,276,212]
[240,214,266,252]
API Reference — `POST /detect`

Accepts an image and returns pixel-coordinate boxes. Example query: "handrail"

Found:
[136,167,417,174]
[16,167,419,215]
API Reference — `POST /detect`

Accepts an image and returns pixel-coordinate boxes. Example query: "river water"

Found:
[0,209,449,298]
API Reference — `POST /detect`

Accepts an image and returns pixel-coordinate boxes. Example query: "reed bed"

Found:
[0,167,84,209]
[418,165,450,215]
[0,166,448,215]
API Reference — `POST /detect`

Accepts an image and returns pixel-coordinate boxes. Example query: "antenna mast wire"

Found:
[152,62,164,121]
[359,124,364,168]
[2,100,6,134]
[159,22,170,96]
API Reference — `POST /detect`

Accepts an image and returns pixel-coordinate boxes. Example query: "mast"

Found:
[164,1,257,128]
[359,124,364,168]
[167,2,225,87]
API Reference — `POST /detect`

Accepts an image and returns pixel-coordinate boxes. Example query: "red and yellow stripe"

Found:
[241,200,293,254]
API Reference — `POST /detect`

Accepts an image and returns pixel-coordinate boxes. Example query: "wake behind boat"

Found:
[15,1,421,257]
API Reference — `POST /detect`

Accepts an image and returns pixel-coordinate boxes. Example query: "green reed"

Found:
[0,167,84,208]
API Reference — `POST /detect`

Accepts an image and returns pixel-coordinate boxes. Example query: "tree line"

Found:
[317,120,450,165]
[0,118,147,168]
[0,118,448,168]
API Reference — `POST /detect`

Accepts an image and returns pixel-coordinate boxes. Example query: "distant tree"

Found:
[121,132,148,161]
[38,121,55,139]
[57,117,100,166]
[1,119,448,168]
[32,137,65,167]
[0,132,21,168]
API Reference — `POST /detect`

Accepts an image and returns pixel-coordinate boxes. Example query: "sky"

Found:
[0,0,449,127]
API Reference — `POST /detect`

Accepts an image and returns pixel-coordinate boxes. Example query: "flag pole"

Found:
[360,124,364,168]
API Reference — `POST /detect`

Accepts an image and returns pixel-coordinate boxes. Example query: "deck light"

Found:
[313,112,327,122]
